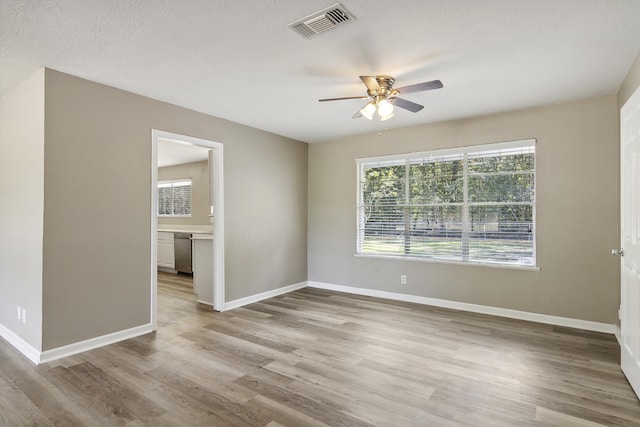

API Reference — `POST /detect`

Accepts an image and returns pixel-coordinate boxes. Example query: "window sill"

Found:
[354,253,540,272]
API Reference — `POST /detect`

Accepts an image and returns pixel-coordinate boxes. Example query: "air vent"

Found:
[288,3,356,38]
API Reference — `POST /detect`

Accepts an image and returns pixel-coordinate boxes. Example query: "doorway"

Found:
[150,130,225,330]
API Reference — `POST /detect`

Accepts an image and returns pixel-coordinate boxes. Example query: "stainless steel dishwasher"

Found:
[173,233,193,274]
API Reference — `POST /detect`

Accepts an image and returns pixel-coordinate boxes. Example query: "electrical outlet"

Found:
[17,306,21,320]
[401,274,407,285]
[22,308,26,324]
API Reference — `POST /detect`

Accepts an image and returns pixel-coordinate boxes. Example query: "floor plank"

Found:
[1,273,639,426]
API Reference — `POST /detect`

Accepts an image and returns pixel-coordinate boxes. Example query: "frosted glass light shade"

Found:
[377,99,394,119]
[360,102,376,120]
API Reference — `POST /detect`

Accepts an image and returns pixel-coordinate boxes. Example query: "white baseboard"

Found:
[3,281,617,365]
[3,280,305,364]
[38,323,154,365]
[615,325,622,345]
[307,281,616,335]
[0,323,41,364]
[224,281,308,311]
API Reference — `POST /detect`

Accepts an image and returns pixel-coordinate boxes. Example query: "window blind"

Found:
[357,140,536,267]
[158,179,192,216]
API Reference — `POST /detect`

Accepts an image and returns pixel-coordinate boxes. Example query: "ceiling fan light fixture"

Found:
[360,102,375,120]
[319,75,442,123]
[377,99,394,119]
[380,112,394,122]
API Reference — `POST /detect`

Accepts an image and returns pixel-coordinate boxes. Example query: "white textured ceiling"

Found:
[157,138,209,168]
[1,1,640,143]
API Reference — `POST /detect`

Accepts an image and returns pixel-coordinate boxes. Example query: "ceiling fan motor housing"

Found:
[366,75,397,97]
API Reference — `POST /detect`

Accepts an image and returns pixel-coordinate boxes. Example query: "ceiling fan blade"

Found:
[353,110,363,119]
[391,97,424,113]
[359,76,381,92]
[319,96,370,102]
[395,79,443,95]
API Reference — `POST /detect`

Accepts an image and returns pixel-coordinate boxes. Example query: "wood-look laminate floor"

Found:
[1,273,639,426]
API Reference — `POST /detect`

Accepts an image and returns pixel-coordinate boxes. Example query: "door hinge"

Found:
[611,248,624,256]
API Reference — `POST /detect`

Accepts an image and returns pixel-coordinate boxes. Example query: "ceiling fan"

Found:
[319,75,443,121]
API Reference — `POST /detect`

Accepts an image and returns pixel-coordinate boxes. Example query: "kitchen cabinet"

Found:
[157,231,175,268]
[192,234,213,306]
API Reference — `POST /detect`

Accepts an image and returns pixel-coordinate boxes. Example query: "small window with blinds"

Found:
[158,179,192,217]
[356,139,536,267]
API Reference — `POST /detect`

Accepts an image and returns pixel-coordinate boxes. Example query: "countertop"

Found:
[191,234,214,240]
[157,225,213,234]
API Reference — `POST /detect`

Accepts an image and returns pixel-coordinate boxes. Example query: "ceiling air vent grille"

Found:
[288,3,355,38]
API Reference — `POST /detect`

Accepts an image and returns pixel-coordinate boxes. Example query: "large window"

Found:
[158,179,192,216]
[357,139,535,267]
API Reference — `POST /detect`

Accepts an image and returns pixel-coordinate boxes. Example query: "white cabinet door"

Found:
[193,237,213,306]
[157,232,175,268]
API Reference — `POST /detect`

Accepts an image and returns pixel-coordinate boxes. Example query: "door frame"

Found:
[150,129,225,330]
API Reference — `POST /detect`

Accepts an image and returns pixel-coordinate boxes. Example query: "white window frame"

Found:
[356,139,537,269]
[158,179,192,217]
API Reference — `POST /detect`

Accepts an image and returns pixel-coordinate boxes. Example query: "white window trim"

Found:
[355,139,537,269]
[354,253,540,271]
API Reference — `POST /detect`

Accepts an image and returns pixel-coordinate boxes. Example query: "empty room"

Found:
[2,1,640,425]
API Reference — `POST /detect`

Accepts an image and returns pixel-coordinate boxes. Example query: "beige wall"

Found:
[42,69,308,350]
[308,95,619,324]
[0,69,45,350]
[158,160,210,226]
